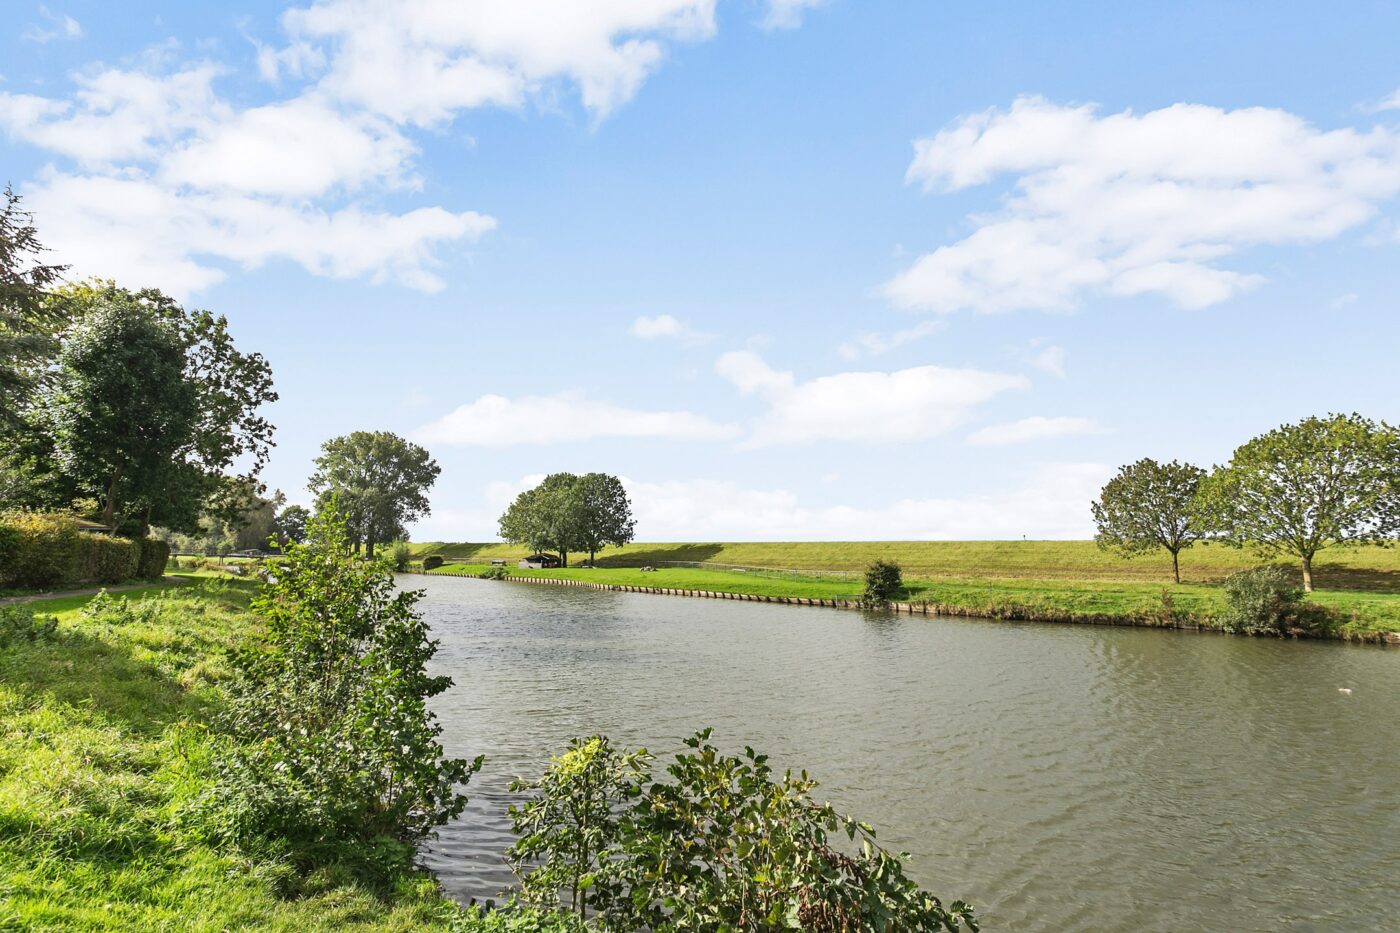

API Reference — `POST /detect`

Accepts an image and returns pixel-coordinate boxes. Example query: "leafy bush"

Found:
[1220,566,1332,635]
[0,512,80,588]
[423,555,445,571]
[480,565,509,580]
[136,537,171,580]
[862,558,904,608]
[386,540,412,572]
[452,905,587,933]
[210,511,482,853]
[76,534,140,584]
[79,589,164,627]
[0,604,59,647]
[509,730,977,932]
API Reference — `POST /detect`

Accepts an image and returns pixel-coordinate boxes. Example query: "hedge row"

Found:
[0,513,170,590]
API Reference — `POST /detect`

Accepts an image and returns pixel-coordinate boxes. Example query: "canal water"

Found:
[415,574,1400,932]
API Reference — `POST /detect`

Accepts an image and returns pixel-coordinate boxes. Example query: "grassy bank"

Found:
[410,539,1400,591]
[427,558,1400,640]
[0,580,544,931]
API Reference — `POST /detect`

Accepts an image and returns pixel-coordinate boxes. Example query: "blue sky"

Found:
[4,1,1399,541]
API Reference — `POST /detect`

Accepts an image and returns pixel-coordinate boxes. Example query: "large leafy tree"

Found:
[274,503,311,547]
[41,284,276,532]
[308,431,440,557]
[1091,458,1208,583]
[573,472,636,566]
[1198,413,1400,591]
[498,472,582,566]
[0,185,68,429]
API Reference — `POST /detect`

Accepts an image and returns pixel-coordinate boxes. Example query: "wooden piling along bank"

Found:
[427,570,1400,644]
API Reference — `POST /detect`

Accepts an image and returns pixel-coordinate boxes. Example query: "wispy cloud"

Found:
[966,416,1105,447]
[414,392,738,447]
[761,0,827,31]
[717,350,1027,446]
[22,6,82,44]
[884,96,1400,315]
[837,319,942,359]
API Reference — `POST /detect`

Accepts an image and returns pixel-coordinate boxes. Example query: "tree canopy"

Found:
[0,185,68,428]
[498,472,636,567]
[308,431,440,557]
[1198,413,1400,591]
[1091,458,1207,583]
[39,283,276,533]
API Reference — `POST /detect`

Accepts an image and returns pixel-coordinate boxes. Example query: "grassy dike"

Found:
[417,542,1400,640]
[0,576,519,932]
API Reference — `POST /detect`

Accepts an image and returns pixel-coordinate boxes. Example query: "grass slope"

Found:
[411,539,1400,591]
[0,580,526,931]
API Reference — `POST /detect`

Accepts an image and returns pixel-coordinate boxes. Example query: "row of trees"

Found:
[499,472,636,566]
[1092,413,1400,590]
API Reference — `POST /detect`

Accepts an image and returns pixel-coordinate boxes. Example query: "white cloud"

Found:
[22,6,82,43]
[761,0,826,30]
[1329,291,1359,310]
[1372,87,1400,113]
[1020,341,1066,378]
[624,463,1110,539]
[837,319,942,360]
[414,392,738,447]
[159,97,416,197]
[23,170,493,295]
[884,96,1400,314]
[281,0,718,124]
[631,313,690,339]
[966,416,1104,447]
[716,350,1028,445]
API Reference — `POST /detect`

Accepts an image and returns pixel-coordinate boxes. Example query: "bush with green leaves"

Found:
[78,589,165,627]
[862,559,904,608]
[386,539,412,572]
[76,533,140,584]
[509,730,976,932]
[1220,566,1332,635]
[210,510,481,854]
[0,512,80,588]
[0,604,58,646]
[480,565,509,580]
[423,554,445,571]
[452,905,588,933]
[136,537,171,580]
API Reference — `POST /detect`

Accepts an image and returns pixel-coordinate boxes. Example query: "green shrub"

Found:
[423,555,445,571]
[452,905,587,933]
[0,512,81,589]
[386,540,411,572]
[136,538,171,580]
[509,730,976,932]
[1220,566,1332,635]
[0,604,59,647]
[480,565,509,580]
[209,511,481,852]
[78,589,164,627]
[76,534,140,584]
[862,558,904,607]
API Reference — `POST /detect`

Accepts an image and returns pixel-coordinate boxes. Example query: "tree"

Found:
[0,186,68,429]
[1090,458,1208,584]
[1198,414,1400,592]
[573,473,635,565]
[497,472,632,568]
[40,283,276,533]
[274,504,310,548]
[308,431,440,557]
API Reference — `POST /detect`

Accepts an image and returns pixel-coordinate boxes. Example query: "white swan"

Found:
[1338,688,1353,695]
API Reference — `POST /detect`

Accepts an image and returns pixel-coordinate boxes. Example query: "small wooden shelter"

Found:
[519,554,562,569]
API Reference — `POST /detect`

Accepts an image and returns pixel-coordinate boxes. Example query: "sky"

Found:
[3,1,1400,542]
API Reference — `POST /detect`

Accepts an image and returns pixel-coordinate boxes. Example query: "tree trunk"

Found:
[1170,549,1181,585]
[1301,554,1314,593]
[366,538,376,559]
[589,548,596,567]
[560,550,568,568]
[101,462,125,527]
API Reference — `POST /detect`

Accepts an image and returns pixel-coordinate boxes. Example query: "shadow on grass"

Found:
[1312,566,1400,594]
[595,543,725,567]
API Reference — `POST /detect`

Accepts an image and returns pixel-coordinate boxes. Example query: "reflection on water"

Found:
[414,574,1400,932]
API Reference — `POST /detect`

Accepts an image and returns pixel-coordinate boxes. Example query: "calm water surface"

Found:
[415,574,1400,932]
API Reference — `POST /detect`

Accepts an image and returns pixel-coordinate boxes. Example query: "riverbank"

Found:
[425,562,1400,642]
[0,581,563,931]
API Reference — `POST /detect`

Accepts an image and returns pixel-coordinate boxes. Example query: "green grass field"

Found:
[420,540,1400,638]
[0,581,475,931]
[410,539,1400,590]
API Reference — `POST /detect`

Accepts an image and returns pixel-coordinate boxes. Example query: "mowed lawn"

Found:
[419,541,1400,637]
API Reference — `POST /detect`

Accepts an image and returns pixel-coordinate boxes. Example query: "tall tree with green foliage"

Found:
[0,186,68,429]
[1091,458,1208,583]
[40,283,276,533]
[573,472,636,565]
[308,431,440,557]
[274,503,310,547]
[1198,413,1400,591]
